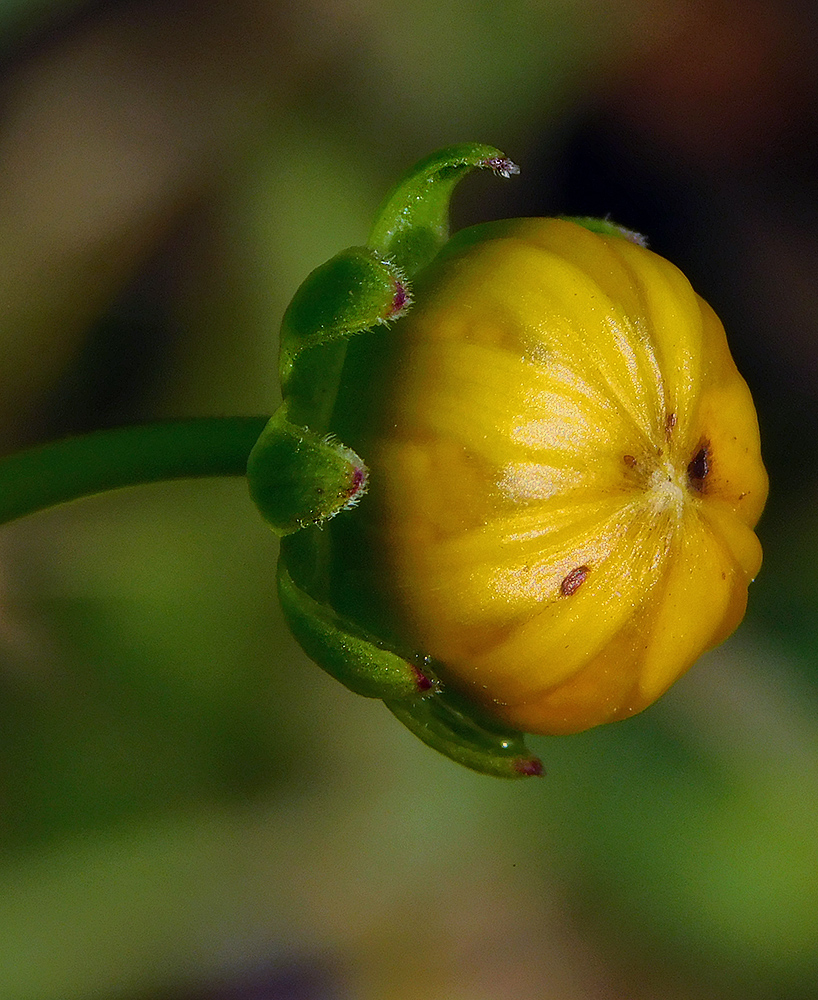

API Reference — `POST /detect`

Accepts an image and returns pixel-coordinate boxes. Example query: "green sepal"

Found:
[385,687,543,779]
[559,216,648,247]
[368,142,520,278]
[262,144,541,778]
[279,246,409,394]
[277,561,436,700]
[247,405,367,536]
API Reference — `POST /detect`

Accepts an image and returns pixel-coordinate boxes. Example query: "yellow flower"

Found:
[336,217,767,735]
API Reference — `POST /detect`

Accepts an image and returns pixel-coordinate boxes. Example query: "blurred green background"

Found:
[1,1,817,997]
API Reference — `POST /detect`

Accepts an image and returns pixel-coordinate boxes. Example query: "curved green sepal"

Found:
[559,216,648,247]
[280,246,409,393]
[385,687,543,779]
[277,561,437,700]
[368,143,520,278]
[247,406,367,536]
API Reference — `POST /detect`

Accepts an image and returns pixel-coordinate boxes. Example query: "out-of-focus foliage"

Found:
[1,1,817,999]
[0,0,84,53]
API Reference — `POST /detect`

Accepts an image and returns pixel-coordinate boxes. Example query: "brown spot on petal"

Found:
[665,412,677,439]
[623,454,637,468]
[687,444,710,491]
[560,565,590,597]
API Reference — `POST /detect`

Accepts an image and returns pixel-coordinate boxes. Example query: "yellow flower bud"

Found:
[335,218,767,736]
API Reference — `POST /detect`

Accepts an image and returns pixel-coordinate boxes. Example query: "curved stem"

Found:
[0,416,270,526]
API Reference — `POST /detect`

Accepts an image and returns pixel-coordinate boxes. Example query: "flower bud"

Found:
[326,217,767,735]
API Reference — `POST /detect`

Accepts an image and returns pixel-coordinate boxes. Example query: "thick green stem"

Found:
[0,416,269,526]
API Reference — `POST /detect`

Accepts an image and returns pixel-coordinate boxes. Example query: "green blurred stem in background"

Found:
[0,416,269,525]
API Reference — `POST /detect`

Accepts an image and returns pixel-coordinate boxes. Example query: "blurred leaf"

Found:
[528,637,818,998]
[0,479,310,851]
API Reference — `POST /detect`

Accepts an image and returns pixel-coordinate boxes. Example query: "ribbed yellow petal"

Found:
[338,218,767,735]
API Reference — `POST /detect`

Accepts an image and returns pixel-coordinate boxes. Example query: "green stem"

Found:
[0,416,270,526]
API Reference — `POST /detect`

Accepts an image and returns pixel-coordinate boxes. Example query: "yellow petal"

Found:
[337,218,768,735]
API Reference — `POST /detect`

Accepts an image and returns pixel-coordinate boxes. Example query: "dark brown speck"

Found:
[561,565,590,597]
[688,445,710,491]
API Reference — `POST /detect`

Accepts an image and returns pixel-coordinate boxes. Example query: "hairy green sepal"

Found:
[247,407,367,536]
[249,144,542,778]
[386,695,543,779]
[559,215,648,246]
[369,142,520,277]
[279,246,407,397]
[277,563,431,700]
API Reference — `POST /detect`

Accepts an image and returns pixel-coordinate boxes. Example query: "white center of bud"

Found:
[646,459,687,519]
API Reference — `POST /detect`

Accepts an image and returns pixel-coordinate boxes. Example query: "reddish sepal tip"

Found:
[350,464,367,495]
[615,224,648,247]
[411,662,439,694]
[484,156,520,179]
[340,462,368,511]
[514,756,545,777]
[390,281,409,317]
